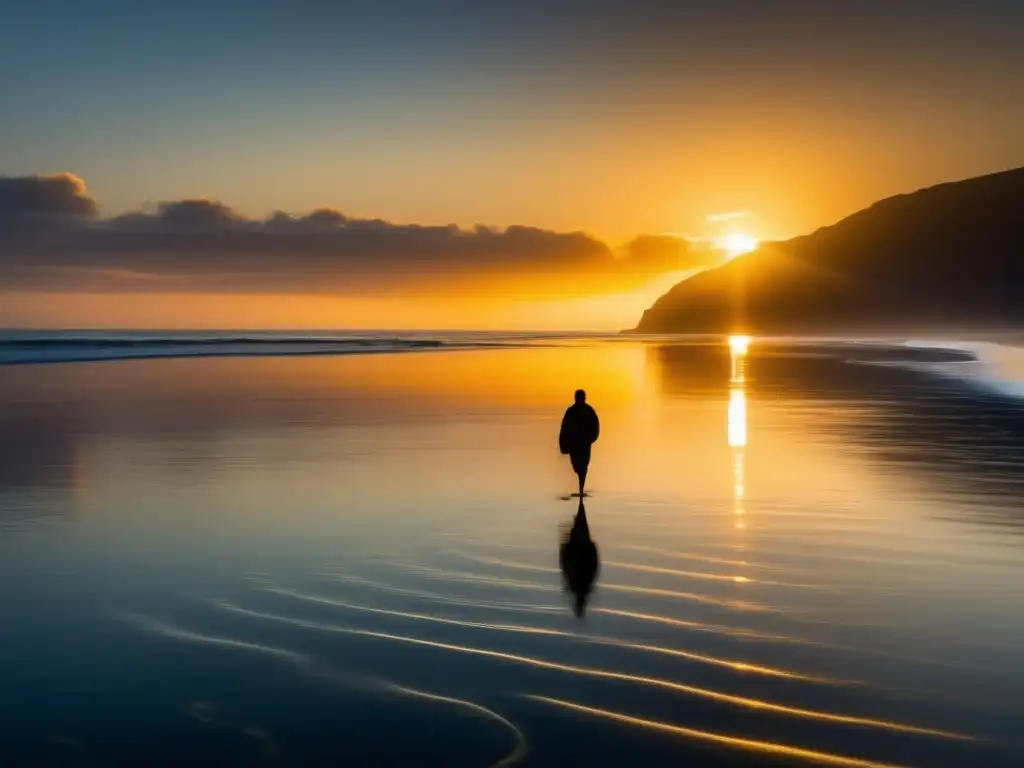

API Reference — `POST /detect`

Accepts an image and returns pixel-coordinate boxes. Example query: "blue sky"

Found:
[2,0,1022,240]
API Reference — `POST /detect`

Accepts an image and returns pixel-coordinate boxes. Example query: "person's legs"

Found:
[571,446,591,496]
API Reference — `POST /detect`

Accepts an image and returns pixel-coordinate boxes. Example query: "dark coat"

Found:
[559,402,600,456]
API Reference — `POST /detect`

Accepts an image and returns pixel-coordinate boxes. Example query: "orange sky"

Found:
[0,277,696,331]
[5,3,1023,330]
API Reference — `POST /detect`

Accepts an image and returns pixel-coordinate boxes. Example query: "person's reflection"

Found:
[559,499,600,618]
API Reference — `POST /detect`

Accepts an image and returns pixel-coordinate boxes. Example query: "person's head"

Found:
[574,389,586,404]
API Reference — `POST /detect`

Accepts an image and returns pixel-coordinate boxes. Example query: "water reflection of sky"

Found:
[2,342,1024,766]
[728,337,748,541]
[655,339,1024,524]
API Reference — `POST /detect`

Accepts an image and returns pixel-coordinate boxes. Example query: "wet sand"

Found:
[2,339,1023,766]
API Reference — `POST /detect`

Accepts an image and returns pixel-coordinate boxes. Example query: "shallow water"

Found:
[2,339,1023,766]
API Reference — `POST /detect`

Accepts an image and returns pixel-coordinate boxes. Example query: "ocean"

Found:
[1,331,1023,766]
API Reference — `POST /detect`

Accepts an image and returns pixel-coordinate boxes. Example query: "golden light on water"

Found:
[728,388,747,449]
[728,335,750,531]
[729,335,751,356]
[728,336,750,449]
[730,384,747,530]
[730,335,750,384]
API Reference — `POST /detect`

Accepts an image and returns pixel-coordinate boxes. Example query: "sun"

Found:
[717,232,759,258]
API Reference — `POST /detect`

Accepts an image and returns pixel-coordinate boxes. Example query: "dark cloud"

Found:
[152,199,243,229]
[105,199,245,232]
[0,173,98,219]
[0,173,717,297]
[294,209,349,229]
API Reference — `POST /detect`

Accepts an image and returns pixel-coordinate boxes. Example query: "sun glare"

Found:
[729,335,751,356]
[718,232,759,258]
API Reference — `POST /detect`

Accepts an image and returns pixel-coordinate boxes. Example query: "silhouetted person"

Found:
[559,499,600,618]
[559,389,600,496]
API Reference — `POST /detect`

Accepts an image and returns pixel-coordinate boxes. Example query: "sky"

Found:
[1,0,1022,329]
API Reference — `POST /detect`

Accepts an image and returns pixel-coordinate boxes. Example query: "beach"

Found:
[2,335,1024,766]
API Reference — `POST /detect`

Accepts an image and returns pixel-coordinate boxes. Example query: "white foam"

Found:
[901,339,1024,399]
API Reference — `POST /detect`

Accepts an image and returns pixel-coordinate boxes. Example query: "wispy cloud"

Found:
[706,211,749,223]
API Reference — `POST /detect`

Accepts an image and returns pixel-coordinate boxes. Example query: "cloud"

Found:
[0,173,719,298]
[0,173,98,219]
[706,211,749,223]
[620,234,721,272]
[143,199,243,229]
